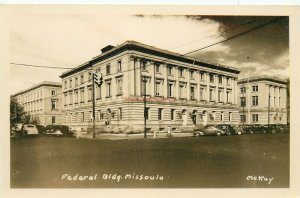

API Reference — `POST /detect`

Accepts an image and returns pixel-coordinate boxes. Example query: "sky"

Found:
[8,6,289,95]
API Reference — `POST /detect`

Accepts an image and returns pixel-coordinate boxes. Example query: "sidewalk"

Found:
[74,131,194,140]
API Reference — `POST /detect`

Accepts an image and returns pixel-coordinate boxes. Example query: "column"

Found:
[163,63,168,97]
[206,73,210,101]
[175,66,179,99]
[186,68,190,100]
[136,58,141,96]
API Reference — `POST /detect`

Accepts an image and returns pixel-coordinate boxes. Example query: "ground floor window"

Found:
[158,108,163,120]
[240,115,246,122]
[252,114,258,123]
[52,116,56,124]
[171,109,175,120]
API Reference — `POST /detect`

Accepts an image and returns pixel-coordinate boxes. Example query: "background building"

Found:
[60,41,240,132]
[11,81,63,126]
[237,76,287,125]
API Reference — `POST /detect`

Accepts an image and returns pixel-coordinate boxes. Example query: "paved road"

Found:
[10,133,289,188]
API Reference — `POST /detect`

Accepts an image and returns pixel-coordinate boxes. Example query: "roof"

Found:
[237,75,288,85]
[60,40,240,78]
[11,81,62,97]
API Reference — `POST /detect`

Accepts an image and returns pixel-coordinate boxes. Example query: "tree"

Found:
[10,97,26,126]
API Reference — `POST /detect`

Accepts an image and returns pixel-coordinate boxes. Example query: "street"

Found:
[10,133,289,188]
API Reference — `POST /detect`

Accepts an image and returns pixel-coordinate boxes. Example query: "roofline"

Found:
[11,81,62,97]
[60,41,240,78]
[237,76,288,85]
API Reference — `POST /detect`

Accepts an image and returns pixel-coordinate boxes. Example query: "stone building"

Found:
[60,41,240,132]
[11,81,64,126]
[237,76,287,125]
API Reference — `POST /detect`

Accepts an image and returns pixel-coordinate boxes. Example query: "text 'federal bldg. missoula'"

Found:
[60,41,241,133]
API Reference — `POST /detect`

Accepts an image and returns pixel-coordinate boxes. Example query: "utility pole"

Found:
[92,72,96,138]
[92,72,103,139]
[143,77,147,138]
[246,56,250,124]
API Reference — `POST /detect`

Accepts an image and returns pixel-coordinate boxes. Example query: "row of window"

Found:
[240,85,258,93]
[64,60,122,89]
[142,62,233,86]
[240,114,284,123]
[240,96,282,107]
[64,77,123,105]
[142,79,233,102]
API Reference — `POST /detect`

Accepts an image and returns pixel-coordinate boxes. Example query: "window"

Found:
[89,111,93,121]
[158,108,163,120]
[220,112,224,121]
[88,72,92,81]
[141,78,147,96]
[141,61,147,71]
[229,112,232,121]
[252,114,258,122]
[274,97,276,107]
[80,75,84,84]
[155,63,160,73]
[69,92,73,104]
[97,110,101,121]
[81,112,84,122]
[171,109,175,121]
[200,72,205,82]
[190,70,195,79]
[75,77,78,86]
[167,66,172,75]
[80,88,85,102]
[167,83,173,97]
[51,100,56,110]
[106,64,111,75]
[209,88,214,101]
[279,97,281,107]
[179,85,185,98]
[106,81,111,97]
[69,79,72,88]
[119,108,122,120]
[219,75,223,84]
[240,97,246,107]
[145,107,150,120]
[212,111,216,121]
[51,90,56,96]
[179,68,184,77]
[74,90,78,103]
[226,91,231,103]
[155,81,160,96]
[226,77,231,85]
[118,60,122,72]
[200,87,205,100]
[252,85,258,92]
[116,78,123,95]
[64,93,68,105]
[52,116,56,124]
[240,87,246,93]
[218,90,222,102]
[88,86,92,101]
[252,96,258,106]
[240,115,246,122]
[190,86,195,100]
[97,84,102,99]
[64,81,67,89]
[209,74,214,83]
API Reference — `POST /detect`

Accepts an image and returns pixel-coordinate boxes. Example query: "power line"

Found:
[10,63,73,69]
[184,16,284,56]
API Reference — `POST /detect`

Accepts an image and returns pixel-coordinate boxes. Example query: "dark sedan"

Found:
[194,125,226,137]
[45,125,73,137]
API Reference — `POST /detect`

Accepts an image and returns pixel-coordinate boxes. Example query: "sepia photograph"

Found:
[1,4,299,198]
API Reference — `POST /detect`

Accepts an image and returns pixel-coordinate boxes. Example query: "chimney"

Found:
[101,45,115,54]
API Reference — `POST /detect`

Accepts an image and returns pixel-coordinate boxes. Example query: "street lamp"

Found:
[143,77,147,138]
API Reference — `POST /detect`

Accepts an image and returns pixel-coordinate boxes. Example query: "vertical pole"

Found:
[92,72,96,139]
[143,78,147,138]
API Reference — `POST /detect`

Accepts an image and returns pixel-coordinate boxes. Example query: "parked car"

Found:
[36,125,46,134]
[194,125,226,136]
[237,124,254,134]
[22,124,39,136]
[11,123,24,136]
[215,124,239,135]
[45,125,73,137]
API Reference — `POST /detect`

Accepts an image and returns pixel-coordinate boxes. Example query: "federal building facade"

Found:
[11,81,64,126]
[60,41,240,132]
[237,76,287,125]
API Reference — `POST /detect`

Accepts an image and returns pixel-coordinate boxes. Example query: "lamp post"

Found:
[268,85,271,128]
